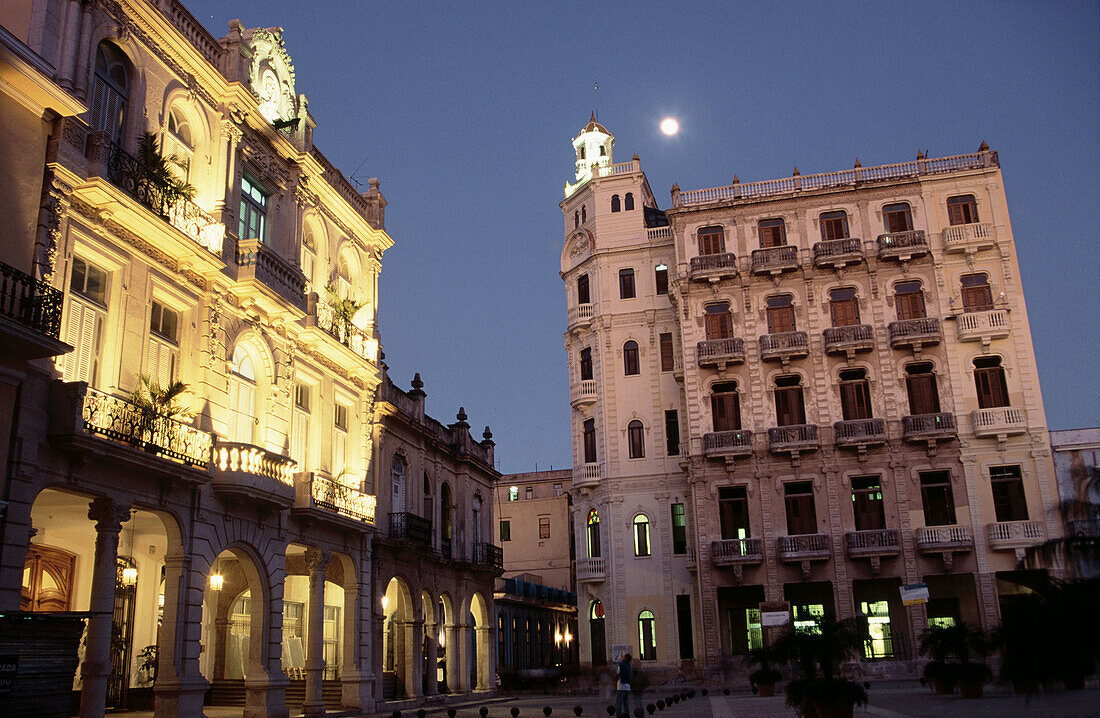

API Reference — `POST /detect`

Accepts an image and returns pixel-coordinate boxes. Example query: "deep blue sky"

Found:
[187,0,1100,474]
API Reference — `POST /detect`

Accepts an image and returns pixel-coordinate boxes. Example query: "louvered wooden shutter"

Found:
[64,300,98,384]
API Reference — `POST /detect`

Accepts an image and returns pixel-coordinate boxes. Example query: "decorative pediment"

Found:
[248,28,297,123]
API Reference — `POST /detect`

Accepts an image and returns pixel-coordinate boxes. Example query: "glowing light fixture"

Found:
[210,560,224,592]
[121,565,138,586]
[438,627,446,648]
[660,117,680,136]
[554,630,563,645]
[158,593,165,609]
[564,629,573,644]
[381,594,389,613]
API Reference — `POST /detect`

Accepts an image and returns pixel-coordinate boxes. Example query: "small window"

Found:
[525,486,534,500]
[294,383,311,411]
[828,288,859,327]
[947,195,979,225]
[774,375,806,426]
[973,356,1009,409]
[705,302,733,340]
[766,295,795,333]
[628,419,645,458]
[574,211,579,229]
[579,347,593,381]
[665,409,680,456]
[711,381,741,432]
[758,218,786,248]
[577,273,591,304]
[586,509,601,558]
[583,418,597,463]
[582,205,587,223]
[624,193,635,211]
[633,514,651,556]
[71,257,108,305]
[698,226,725,256]
[500,520,511,541]
[883,203,913,233]
[611,195,621,213]
[599,145,606,157]
[149,301,179,343]
[819,210,849,241]
[784,481,818,535]
[894,280,926,320]
[334,403,348,430]
[851,476,885,531]
[508,486,519,502]
[655,264,669,295]
[638,610,657,660]
[960,274,993,312]
[539,516,551,539]
[920,471,956,526]
[905,362,941,415]
[239,176,269,242]
[623,341,640,376]
[671,503,686,554]
[553,482,563,496]
[659,333,674,372]
[990,465,1028,522]
[619,268,636,299]
[839,369,872,421]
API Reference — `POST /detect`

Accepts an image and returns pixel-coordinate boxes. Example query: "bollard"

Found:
[573,707,583,717]
[544,708,553,717]
[511,708,520,718]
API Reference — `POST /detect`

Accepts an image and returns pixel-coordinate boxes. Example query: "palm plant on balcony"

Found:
[324,283,362,328]
[136,131,196,212]
[778,615,867,718]
[128,374,193,448]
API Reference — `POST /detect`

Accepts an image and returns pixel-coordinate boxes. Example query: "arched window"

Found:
[829,288,859,327]
[582,419,596,463]
[973,356,1009,409]
[894,281,926,320]
[423,472,433,526]
[611,194,621,213]
[228,345,257,444]
[336,254,352,299]
[574,211,579,229]
[960,274,993,312]
[905,363,940,415]
[947,194,979,225]
[711,381,741,432]
[582,205,587,224]
[301,230,316,293]
[627,420,645,459]
[164,107,193,182]
[633,514,650,556]
[441,483,454,542]
[624,193,635,211]
[839,368,872,421]
[586,509,601,558]
[883,202,913,233]
[579,347,593,381]
[774,375,806,427]
[91,41,128,144]
[590,600,604,620]
[819,210,849,240]
[623,341,640,375]
[758,218,786,247]
[638,610,656,660]
[704,302,732,340]
[391,454,407,513]
[766,295,795,333]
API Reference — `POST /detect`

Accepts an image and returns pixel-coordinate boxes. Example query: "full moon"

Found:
[660,117,680,136]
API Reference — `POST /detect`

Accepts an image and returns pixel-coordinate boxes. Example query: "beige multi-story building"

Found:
[496,468,574,592]
[560,118,1061,676]
[0,2,500,717]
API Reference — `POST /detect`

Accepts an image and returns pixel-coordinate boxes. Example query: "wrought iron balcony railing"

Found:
[471,542,504,570]
[703,429,754,457]
[812,238,864,267]
[876,230,929,260]
[311,296,378,362]
[80,385,212,467]
[390,512,432,546]
[105,143,224,255]
[823,325,874,355]
[295,473,377,525]
[711,538,764,565]
[0,261,63,340]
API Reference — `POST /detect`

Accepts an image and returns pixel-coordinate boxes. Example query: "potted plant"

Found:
[745,645,782,697]
[919,622,990,699]
[778,615,868,718]
[135,131,197,217]
[128,374,194,449]
[920,659,955,695]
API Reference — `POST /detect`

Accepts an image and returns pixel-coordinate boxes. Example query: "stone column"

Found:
[401,618,424,698]
[475,626,491,691]
[56,0,82,89]
[73,0,94,98]
[423,621,438,695]
[303,548,329,716]
[153,553,209,718]
[339,540,375,711]
[444,623,459,694]
[454,623,472,693]
[79,498,130,718]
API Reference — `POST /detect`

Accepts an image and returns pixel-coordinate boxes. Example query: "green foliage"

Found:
[137,131,196,206]
[775,614,863,680]
[324,283,362,323]
[138,644,158,683]
[749,667,782,685]
[128,374,193,421]
[919,622,988,664]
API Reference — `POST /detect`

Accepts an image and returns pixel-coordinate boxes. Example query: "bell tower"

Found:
[571,113,614,182]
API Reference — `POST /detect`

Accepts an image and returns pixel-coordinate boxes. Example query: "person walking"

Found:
[614,653,633,717]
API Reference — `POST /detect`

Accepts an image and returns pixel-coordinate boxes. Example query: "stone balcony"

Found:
[823,325,874,356]
[703,429,754,458]
[942,222,995,253]
[777,534,831,577]
[389,512,432,547]
[916,525,974,555]
[212,441,296,508]
[876,230,929,261]
[971,407,1028,439]
[568,303,594,330]
[845,529,901,558]
[750,245,800,275]
[572,462,601,490]
[235,237,307,314]
[471,542,505,572]
[576,556,605,583]
[1069,518,1100,538]
[834,418,887,449]
[902,412,957,442]
[293,472,377,531]
[987,520,1046,553]
[0,261,68,360]
[888,317,942,350]
[812,238,864,269]
[303,293,378,365]
[759,331,809,363]
[711,538,764,567]
[768,424,820,455]
[697,337,745,368]
[956,309,1010,344]
[689,252,739,282]
[570,379,598,407]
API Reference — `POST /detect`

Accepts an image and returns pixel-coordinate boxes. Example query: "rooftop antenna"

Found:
[349,155,369,191]
[593,81,599,121]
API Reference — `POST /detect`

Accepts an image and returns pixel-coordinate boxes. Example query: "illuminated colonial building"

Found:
[560,119,1061,676]
[0,2,500,716]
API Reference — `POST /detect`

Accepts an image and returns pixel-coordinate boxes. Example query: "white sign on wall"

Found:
[900,582,929,606]
[761,610,790,627]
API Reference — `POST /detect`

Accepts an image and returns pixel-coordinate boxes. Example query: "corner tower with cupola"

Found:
[559,116,697,675]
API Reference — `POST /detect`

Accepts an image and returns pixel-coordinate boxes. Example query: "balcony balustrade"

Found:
[51,382,212,470]
[777,534,831,562]
[440,537,453,559]
[902,412,957,442]
[573,462,600,489]
[768,424,820,454]
[834,418,887,447]
[915,525,973,554]
[823,324,874,355]
[568,303,594,329]
[293,472,377,530]
[696,337,745,367]
[987,520,1045,551]
[236,237,307,312]
[576,556,605,582]
[845,529,900,558]
[212,441,296,508]
[956,309,1010,344]
[685,546,698,571]
[812,238,864,268]
[105,142,224,255]
[942,222,995,253]
[389,512,432,547]
[971,407,1028,438]
[711,538,764,566]
[1069,518,1100,538]
[689,252,739,281]
[750,245,800,275]
[570,379,598,407]
[307,294,378,363]
[759,331,809,362]
[0,261,67,359]
[876,230,929,260]
[703,429,754,458]
[471,542,504,571]
[888,317,942,349]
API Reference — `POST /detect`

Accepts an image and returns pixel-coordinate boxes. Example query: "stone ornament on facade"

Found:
[246,27,297,124]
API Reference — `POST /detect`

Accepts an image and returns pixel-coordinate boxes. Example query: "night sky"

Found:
[184,0,1100,473]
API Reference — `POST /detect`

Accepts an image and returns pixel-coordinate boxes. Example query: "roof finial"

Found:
[792,166,800,176]
[979,140,989,151]
[854,158,861,168]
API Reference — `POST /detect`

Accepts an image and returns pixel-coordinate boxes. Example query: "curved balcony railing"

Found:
[823,324,874,354]
[876,230,929,259]
[696,337,745,366]
[812,238,863,266]
[568,303,595,328]
[236,238,307,311]
[750,245,800,274]
[971,407,1027,437]
[0,261,63,339]
[576,556,605,581]
[573,462,600,487]
[942,222,994,252]
[214,441,295,486]
[570,379,597,406]
[888,317,942,347]
[703,429,753,457]
[80,385,213,467]
[956,309,1010,342]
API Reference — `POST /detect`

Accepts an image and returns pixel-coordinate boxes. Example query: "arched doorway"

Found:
[468,592,491,691]
[589,600,606,666]
[440,483,454,558]
[438,593,456,694]
[381,576,416,699]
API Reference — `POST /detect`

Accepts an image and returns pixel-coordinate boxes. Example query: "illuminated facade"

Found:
[0,2,498,717]
[561,119,1061,676]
